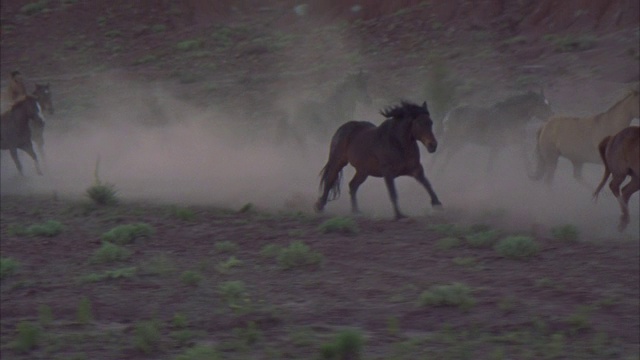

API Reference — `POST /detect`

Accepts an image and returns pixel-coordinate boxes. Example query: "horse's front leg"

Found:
[19,144,42,175]
[413,166,443,209]
[9,148,25,176]
[384,176,406,220]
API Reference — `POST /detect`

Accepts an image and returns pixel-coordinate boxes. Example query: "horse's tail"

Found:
[593,136,612,201]
[318,121,364,202]
[529,126,546,181]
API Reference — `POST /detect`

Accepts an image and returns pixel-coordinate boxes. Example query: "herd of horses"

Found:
[0,71,638,231]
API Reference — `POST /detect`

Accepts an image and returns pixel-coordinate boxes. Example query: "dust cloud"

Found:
[1,77,637,241]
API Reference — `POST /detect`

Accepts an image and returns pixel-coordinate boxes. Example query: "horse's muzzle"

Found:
[422,138,438,153]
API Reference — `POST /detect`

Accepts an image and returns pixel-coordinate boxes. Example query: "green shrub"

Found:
[90,242,131,263]
[38,305,53,327]
[175,345,220,360]
[25,220,64,237]
[435,237,462,250]
[167,206,196,221]
[101,223,154,244]
[86,183,118,205]
[551,225,579,242]
[215,241,238,253]
[0,257,20,279]
[76,297,93,324]
[320,328,364,359]
[133,320,162,354]
[181,270,203,286]
[318,217,359,235]
[176,39,203,51]
[495,236,540,259]
[216,256,243,274]
[218,281,250,312]
[13,321,40,353]
[20,1,48,15]
[465,229,500,248]
[80,267,137,283]
[419,283,476,310]
[260,244,282,258]
[277,241,323,270]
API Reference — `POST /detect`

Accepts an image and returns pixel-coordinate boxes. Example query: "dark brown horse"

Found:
[0,96,45,175]
[593,126,639,232]
[315,101,441,220]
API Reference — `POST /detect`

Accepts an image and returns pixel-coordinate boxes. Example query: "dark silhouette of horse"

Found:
[0,96,45,175]
[291,70,372,144]
[31,83,53,163]
[434,90,553,171]
[531,90,639,186]
[593,126,639,232]
[315,101,441,220]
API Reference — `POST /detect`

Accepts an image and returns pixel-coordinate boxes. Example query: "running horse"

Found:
[593,126,639,232]
[531,90,639,185]
[434,90,553,172]
[315,101,441,220]
[0,96,46,175]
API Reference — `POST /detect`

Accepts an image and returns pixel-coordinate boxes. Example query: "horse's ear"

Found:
[422,101,427,109]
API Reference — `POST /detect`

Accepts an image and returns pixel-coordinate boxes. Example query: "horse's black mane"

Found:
[380,101,428,119]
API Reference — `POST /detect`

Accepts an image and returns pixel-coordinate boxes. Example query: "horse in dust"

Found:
[30,83,54,163]
[530,90,639,185]
[593,126,639,232]
[315,101,441,220]
[0,96,46,176]
[289,70,372,144]
[433,90,553,172]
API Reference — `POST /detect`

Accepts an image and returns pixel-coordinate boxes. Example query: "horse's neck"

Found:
[595,97,636,133]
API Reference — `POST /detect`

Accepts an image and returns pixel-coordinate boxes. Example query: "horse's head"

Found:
[17,96,46,128]
[33,83,54,115]
[381,101,438,153]
[528,89,553,120]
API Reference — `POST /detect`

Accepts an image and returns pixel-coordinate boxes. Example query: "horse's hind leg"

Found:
[315,159,348,212]
[616,176,639,231]
[9,148,24,176]
[570,161,590,188]
[413,166,442,208]
[18,144,42,176]
[348,171,368,214]
[384,176,406,220]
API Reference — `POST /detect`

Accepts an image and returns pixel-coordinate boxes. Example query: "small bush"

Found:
[320,329,364,359]
[25,220,64,237]
[216,256,243,274]
[495,236,540,259]
[318,217,359,235]
[465,229,500,248]
[215,241,238,253]
[172,313,188,329]
[133,320,162,354]
[86,183,118,206]
[181,270,203,286]
[176,39,203,51]
[80,267,137,283]
[141,254,175,276]
[101,223,154,245]
[175,345,220,360]
[0,257,20,279]
[20,1,48,15]
[435,237,462,250]
[551,225,579,242]
[277,241,323,270]
[90,242,131,264]
[168,206,196,221]
[13,321,40,353]
[419,283,476,310]
[218,281,250,312]
[260,244,282,258]
[76,297,93,324]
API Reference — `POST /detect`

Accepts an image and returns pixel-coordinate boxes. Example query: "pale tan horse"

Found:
[593,126,639,232]
[530,90,639,185]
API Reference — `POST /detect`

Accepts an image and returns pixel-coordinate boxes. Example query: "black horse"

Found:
[0,96,46,175]
[434,90,553,171]
[315,101,441,220]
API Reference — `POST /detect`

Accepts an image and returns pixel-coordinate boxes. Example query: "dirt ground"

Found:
[1,1,639,359]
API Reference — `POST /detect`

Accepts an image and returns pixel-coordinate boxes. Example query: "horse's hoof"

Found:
[314,202,324,213]
[432,203,444,210]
